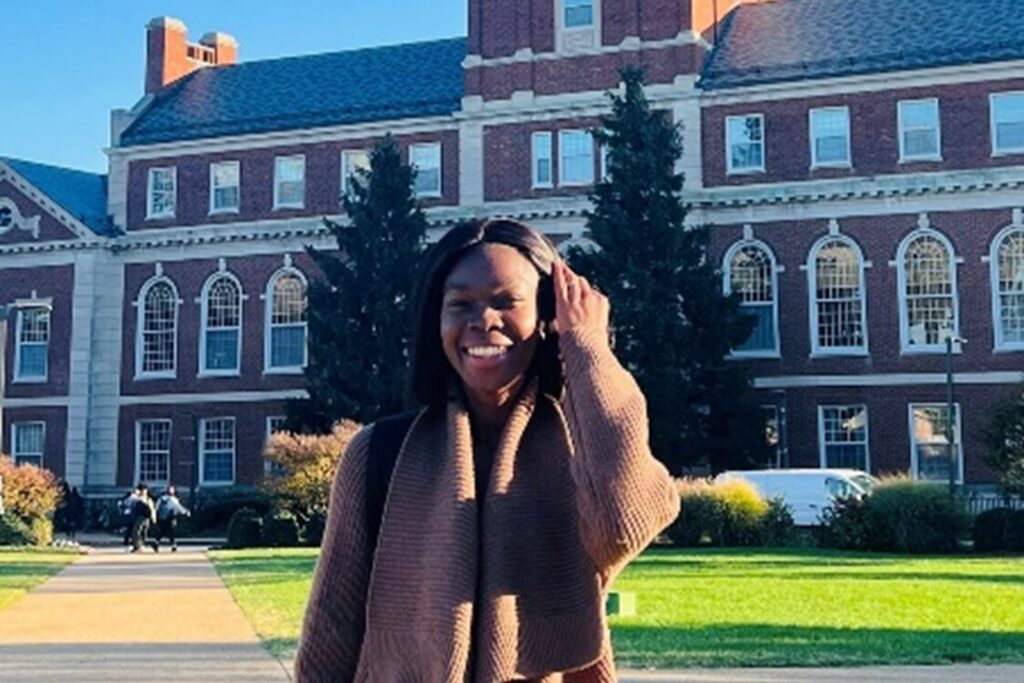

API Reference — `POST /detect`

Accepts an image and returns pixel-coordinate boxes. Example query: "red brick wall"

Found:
[709,208,1022,375]
[120,251,319,396]
[2,406,68,480]
[1,264,74,398]
[483,117,603,201]
[0,181,82,243]
[126,131,459,231]
[117,399,289,487]
[702,78,1024,187]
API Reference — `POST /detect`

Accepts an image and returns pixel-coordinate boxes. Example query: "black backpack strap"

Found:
[365,410,419,551]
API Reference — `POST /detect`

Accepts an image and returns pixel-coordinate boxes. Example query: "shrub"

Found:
[718,479,769,545]
[667,479,726,546]
[262,421,360,523]
[982,388,1024,496]
[759,497,797,546]
[303,513,327,547]
[0,456,60,525]
[0,513,32,546]
[973,508,1012,553]
[818,495,872,551]
[667,478,792,547]
[262,510,300,547]
[226,508,263,549]
[192,487,271,533]
[1005,510,1024,553]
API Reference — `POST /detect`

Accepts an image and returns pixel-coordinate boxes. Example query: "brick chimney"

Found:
[145,17,238,94]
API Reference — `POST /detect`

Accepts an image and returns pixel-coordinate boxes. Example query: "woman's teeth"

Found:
[466,346,508,358]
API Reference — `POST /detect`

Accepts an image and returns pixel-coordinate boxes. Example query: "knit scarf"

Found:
[355,380,608,682]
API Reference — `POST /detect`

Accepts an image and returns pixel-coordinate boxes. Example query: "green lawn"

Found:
[209,547,1024,667]
[0,548,79,611]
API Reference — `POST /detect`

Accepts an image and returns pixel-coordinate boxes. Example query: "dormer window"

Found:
[557,0,600,52]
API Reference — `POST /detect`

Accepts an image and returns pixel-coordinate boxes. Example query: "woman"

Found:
[295,218,679,682]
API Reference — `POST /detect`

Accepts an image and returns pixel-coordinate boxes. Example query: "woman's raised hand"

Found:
[552,260,610,341]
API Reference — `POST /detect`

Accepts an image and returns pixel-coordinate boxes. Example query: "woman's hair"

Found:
[408,217,563,407]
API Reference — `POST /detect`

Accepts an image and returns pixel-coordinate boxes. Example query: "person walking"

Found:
[66,486,84,545]
[121,488,140,547]
[154,485,190,552]
[130,483,159,553]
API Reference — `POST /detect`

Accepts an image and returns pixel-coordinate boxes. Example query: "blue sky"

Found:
[2,2,467,173]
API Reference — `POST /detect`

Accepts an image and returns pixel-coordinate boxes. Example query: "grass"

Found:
[209,547,1024,668]
[0,547,79,611]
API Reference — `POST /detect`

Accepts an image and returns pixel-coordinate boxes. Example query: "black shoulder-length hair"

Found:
[407,217,563,408]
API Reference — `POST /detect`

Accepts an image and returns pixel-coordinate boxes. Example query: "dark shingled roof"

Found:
[2,157,111,235]
[701,0,1024,90]
[120,37,467,146]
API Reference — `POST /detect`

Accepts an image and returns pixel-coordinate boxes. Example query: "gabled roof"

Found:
[1,157,111,236]
[701,0,1024,90]
[120,37,467,147]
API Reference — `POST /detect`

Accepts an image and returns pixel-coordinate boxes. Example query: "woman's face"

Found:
[440,243,541,408]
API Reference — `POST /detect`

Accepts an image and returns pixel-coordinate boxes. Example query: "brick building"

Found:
[1,0,1023,497]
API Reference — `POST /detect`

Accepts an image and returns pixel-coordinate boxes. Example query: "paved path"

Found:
[0,545,289,682]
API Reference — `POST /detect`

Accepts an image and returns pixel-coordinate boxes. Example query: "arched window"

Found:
[725,241,779,355]
[898,231,958,351]
[810,237,866,354]
[993,228,1024,349]
[265,269,308,371]
[137,278,178,376]
[201,274,242,374]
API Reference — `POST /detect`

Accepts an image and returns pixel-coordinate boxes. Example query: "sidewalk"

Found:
[0,545,289,682]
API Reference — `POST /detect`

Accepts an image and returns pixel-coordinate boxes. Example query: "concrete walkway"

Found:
[2,545,1023,682]
[0,545,289,682]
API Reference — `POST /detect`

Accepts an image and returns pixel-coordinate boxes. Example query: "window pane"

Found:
[212,162,239,211]
[412,145,441,196]
[149,168,176,216]
[142,282,176,373]
[822,406,867,470]
[205,329,239,370]
[728,116,764,170]
[816,241,864,349]
[276,157,305,205]
[560,131,594,184]
[14,423,44,455]
[811,109,849,164]
[998,231,1024,343]
[533,133,553,185]
[994,94,1024,151]
[904,236,955,346]
[138,420,171,483]
[207,278,240,328]
[737,304,775,352]
[203,419,235,483]
[912,405,960,481]
[271,325,307,368]
[18,344,47,378]
[565,0,594,27]
[342,150,371,195]
[904,129,938,157]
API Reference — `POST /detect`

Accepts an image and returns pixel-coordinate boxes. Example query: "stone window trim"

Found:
[146,166,177,220]
[273,155,306,210]
[11,421,45,468]
[808,106,852,169]
[807,234,869,357]
[134,275,182,380]
[135,419,172,486]
[199,416,236,486]
[895,228,961,355]
[817,404,870,472]
[725,113,766,175]
[990,91,1024,157]
[556,0,602,54]
[897,98,943,163]
[198,270,246,378]
[263,267,309,374]
[990,223,1024,351]
[13,304,51,384]
[723,238,781,359]
[209,160,241,215]
[908,403,964,484]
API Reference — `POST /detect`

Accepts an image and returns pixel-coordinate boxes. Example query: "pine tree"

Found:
[289,135,427,431]
[567,68,770,473]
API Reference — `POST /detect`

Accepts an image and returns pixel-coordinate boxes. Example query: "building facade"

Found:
[1,0,1023,496]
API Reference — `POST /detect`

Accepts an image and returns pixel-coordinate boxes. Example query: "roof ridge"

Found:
[220,35,466,71]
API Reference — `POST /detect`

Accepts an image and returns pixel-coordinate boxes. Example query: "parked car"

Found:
[713,468,877,526]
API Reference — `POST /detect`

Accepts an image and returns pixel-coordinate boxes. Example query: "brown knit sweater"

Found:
[295,328,680,682]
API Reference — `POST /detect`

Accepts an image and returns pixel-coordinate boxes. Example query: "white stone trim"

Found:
[464,30,708,68]
[555,0,602,55]
[0,160,103,242]
[119,389,306,406]
[3,397,70,408]
[753,371,1024,389]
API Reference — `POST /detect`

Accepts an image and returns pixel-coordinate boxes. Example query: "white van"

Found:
[713,468,876,526]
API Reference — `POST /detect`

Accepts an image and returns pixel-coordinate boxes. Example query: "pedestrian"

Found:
[154,485,190,552]
[130,483,159,553]
[294,218,680,681]
[54,480,71,544]
[121,488,139,547]
[66,486,84,545]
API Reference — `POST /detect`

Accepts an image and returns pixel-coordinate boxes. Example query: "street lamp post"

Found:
[945,335,967,498]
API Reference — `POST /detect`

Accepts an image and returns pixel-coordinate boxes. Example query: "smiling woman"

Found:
[294,218,680,682]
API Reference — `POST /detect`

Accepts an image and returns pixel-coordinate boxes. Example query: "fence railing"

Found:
[964,493,1024,517]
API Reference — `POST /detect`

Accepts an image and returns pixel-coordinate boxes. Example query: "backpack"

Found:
[365,410,418,551]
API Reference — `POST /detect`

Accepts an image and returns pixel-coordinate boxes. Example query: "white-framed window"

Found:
[200,417,235,485]
[136,278,179,378]
[209,161,240,214]
[136,419,171,485]
[724,241,779,356]
[810,237,867,355]
[898,99,941,162]
[273,155,305,209]
[265,269,308,372]
[898,231,959,352]
[200,273,243,375]
[265,415,288,476]
[818,405,869,471]
[557,0,600,51]
[809,107,851,168]
[14,307,50,382]
[341,149,371,198]
[910,403,962,483]
[410,143,442,198]
[992,226,1024,350]
[726,114,765,174]
[559,130,595,186]
[991,92,1024,156]
[531,132,553,188]
[11,422,44,468]
[146,167,176,219]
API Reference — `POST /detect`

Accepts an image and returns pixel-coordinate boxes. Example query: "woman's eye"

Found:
[493,296,520,309]
[444,299,469,311]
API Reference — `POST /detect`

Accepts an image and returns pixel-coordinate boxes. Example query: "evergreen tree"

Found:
[289,135,427,431]
[983,387,1024,496]
[567,68,770,473]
